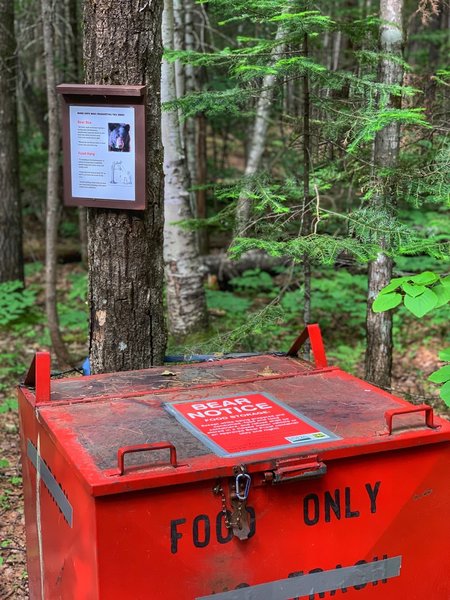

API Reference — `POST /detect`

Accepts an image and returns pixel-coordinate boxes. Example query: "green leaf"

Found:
[372,292,402,312]
[378,277,409,295]
[402,282,426,297]
[440,380,450,407]
[438,348,450,361]
[410,271,439,285]
[428,365,450,384]
[432,283,450,308]
[441,275,450,288]
[403,288,438,317]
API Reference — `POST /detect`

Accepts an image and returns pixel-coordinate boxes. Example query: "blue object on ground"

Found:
[82,357,91,376]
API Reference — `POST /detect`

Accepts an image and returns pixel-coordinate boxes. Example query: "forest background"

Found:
[0,0,449,596]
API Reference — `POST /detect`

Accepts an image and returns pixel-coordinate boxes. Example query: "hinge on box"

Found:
[264,455,326,484]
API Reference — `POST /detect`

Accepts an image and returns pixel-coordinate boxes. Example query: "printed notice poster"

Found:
[165,392,340,456]
[69,105,136,201]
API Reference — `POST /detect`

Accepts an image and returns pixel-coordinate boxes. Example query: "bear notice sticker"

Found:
[165,392,340,456]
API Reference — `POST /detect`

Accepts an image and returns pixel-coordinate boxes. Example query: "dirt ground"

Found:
[0,347,448,599]
[0,408,28,599]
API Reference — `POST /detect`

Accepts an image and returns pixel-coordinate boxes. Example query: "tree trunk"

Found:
[173,0,185,120]
[184,0,199,213]
[302,32,312,360]
[41,0,72,367]
[365,0,404,389]
[196,112,208,253]
[63,0,81,83]
[184,0,209,253]
[234,23,287,235]
[0,0,24,283]
[78,207,88,267]
[162,0,208,337]
[84,0,166,373]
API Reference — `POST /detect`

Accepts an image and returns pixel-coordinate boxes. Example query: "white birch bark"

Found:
[365,0,404,388]
[162,0,208,336]
[235,23,287,236]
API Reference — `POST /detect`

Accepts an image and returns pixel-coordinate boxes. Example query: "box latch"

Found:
[264,455,326,484]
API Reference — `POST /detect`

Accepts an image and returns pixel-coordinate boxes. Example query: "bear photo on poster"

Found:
[108,123,131,152]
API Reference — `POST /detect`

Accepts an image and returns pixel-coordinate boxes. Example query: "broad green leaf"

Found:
[440,380,450,407]
[428,365,450,383]
[378,277,409,295]
[438,348,450,361]
[372,292,402,312]
[403,288,438,317]
[402,282,426,297]
[410,271,439,285]
[432,283,450,308]
[441,275,450,288]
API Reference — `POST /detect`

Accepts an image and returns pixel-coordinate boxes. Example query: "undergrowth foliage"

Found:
[373,271,450,405]
[0,281,37,327]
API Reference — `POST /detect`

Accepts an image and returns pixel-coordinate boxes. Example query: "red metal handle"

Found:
[24,352,51,403]
[287,324,328,368]
[385,405,437,435]
[117,442,177,475]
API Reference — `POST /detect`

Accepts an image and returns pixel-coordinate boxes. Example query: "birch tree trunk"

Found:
[41,0,72,367]
[162,0,208,336]
[0,0,23,283]
[84,0,166,373]
[234,24,287,236]
[365,0,404,388]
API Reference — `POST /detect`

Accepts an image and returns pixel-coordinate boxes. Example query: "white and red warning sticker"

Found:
[165,392,340,456]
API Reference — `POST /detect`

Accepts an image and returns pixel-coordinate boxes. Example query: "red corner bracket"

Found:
[287,324,328,369]
[23,352,51,403]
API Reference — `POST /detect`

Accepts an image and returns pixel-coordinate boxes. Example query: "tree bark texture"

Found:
[63,0,81,82]
[84,0,166,373]
[0,0,24,283]
[195,112,208,253]
[162,0,208,337]
[234,23,287,235]
[365,0,403,389]
[41,0,72,367]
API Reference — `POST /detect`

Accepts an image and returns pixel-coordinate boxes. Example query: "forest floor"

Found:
[0,261,448,599]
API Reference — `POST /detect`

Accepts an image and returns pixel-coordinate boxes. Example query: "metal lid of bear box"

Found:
[20,349,450,495]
